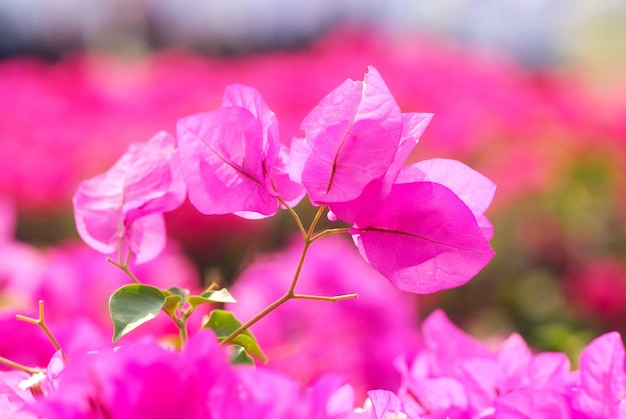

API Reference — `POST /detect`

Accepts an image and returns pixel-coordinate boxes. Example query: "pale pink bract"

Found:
[73,131,186,264]
[289,66,424,206]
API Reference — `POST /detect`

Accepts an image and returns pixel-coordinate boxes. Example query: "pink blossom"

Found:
[326,112,433,225]
[288,66,494,294]
[396,310,576,418]
[177,84,303,219]
[31,333,232,418]
[350,159,496,294]
[398,159,496,241]
[73,131,186,264]
[367,390,421,419]
[0,370,37,419]
[27,333,367,418]
[565,259,626,323]
[574,331,626,418]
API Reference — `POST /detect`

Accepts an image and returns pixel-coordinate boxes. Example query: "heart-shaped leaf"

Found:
[109,284,166,341]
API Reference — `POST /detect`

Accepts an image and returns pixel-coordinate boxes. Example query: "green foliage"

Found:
[162,287,190,317]
[229,345,255,365]
[109,284,166,342]
[203,309,267,364]
[188,287,236,308]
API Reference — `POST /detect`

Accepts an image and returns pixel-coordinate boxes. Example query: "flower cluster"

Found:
[73,65,495,294]
[1,65,500,417]
[3,304,626,418]
[2,59,623,419]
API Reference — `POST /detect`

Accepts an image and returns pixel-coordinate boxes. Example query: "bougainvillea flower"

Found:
[395,310,577,418]
[367,390,421,418]
[289,66,494,294]
[73,131,186,264]
[574,331,626,418]
[30,333,230,418]
[0,370,38,418]
[177,84,304,219]
[289,66,431,206]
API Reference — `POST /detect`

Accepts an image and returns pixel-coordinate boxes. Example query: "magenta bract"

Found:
[352,180,495,294]
[398,159,496,240]
[177,84,303,219]
[73,131,186,264]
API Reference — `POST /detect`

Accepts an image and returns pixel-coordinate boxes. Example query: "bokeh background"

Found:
[1,0,626,376]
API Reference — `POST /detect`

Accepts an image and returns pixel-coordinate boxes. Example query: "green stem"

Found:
[220,205,359,346]
[0,356,43,375]
[277,196,306,239]
[220,294,291,346]
[292,293,358,302]
[107,256,141,284]
[16,301,67,361]
[310,227,351,243]
[162,304,192,347]
[175,316,189,345]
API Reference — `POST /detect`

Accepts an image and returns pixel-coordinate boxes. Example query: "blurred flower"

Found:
[0,27,613,215]
[30,332,233,418]
[565,258,626,323]
[396,310,576,418]
[574,331,626,418]
[0,197,203,367]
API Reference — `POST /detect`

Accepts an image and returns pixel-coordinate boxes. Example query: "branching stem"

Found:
[16,300,67,361]
[107,254,141,284]
[221,204,358,346]
[0,356,43,375]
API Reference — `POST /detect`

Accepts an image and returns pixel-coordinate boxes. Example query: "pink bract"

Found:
[399,159,497,241]
[352,180,495,294]
[326,112,433,225]
[290,66,427,206]
[177,84,303,219]
[574,331,626,418]
[73,131,186,264]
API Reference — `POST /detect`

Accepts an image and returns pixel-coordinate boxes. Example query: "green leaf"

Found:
[202,309,267,363]
[109,284,166,342]
[188,288,236,308]
[164,287,190,300]
[162,295,183,317]
[162,287,189,316]
[230,345,255,365]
